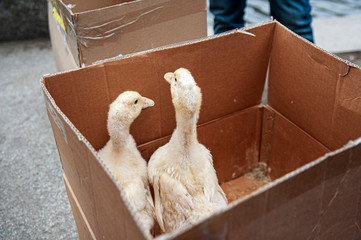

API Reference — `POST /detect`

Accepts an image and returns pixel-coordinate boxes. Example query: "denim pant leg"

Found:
[270,0,314,42]
[210,0,247,34]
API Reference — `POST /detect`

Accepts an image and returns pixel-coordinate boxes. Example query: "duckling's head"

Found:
[107,91,154,132]
[164,68,202,119]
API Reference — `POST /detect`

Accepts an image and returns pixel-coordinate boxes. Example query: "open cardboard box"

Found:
[48,0,207,71]
[42,21,361,239]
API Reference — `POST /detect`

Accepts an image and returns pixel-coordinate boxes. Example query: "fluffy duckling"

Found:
[98,91,155,233]
[148,68,228,233]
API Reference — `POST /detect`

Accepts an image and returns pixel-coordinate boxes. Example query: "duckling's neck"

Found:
[109,121,131,151]
[174,110,198,147]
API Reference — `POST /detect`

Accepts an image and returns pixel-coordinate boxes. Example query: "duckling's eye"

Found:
[134,99,138,104]
[174,77,177,82]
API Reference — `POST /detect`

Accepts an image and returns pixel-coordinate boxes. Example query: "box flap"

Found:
[268,22,361,150]
[43,22,275,150]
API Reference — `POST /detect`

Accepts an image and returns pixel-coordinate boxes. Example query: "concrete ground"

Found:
[0,40,78,239]
[1,12,361,240]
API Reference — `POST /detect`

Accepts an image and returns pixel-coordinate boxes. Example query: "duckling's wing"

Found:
[215,185,228,206]
[199,144,228,205]
[152,176,165,232]
[158,173,195,231]
[145,182,155,218]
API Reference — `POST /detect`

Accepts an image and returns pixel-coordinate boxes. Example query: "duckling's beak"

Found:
[164,72,174,84]
[142,97,155,109]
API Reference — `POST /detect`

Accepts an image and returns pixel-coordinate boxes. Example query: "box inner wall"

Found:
[44,21,333,203]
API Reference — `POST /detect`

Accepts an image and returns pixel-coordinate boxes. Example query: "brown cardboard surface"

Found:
[260,107,330,179]
[268,22,361,151]
[48,2,78,71]
[139,106,263,184]
[263,157,326,240]
[318,144,361,239]
[44,23,273,150]
[75,0,206,66]
[51,0,208,67]
[355,145,361,234]
[221,175,269,203]
[197,106,262,183]
[63,174,96,240]
[172,142,361,240]
[42,21,361,239]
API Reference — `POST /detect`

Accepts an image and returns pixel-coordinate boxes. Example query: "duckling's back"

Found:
[148,140,227,233]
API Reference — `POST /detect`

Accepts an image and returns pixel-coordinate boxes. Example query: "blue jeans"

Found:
[210,0,314,42]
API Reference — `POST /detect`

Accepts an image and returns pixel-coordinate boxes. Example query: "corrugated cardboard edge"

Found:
[41,20,361,239]
[94,19,361,70]
[262,20,360,107]
[40,79,153,240]
[44,20,269,79]
[272,20,361,70]
[45,19,360,77]
[91,22,259,66]
[155,136,361,240]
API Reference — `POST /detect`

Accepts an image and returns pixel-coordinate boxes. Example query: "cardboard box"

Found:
[48,0,207,71]
[42,21,361,239]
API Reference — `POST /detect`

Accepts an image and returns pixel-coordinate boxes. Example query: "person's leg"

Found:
[210,0,247,34]
[270,0,314,42]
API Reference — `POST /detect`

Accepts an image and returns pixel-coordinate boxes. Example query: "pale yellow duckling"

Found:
[98,91,155,233]
[148,68,228,233]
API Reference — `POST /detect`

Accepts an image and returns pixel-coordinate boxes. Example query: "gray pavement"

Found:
[313,15,361,53]
[0,40,78,239]
[1,4,361,240]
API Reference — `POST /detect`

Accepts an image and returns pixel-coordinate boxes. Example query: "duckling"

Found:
[98,91,155,233]
[148,68,228,233]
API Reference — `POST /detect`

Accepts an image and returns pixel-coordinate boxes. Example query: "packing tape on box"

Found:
[75,5,167,48]
[70,0,203,49]
[78,6,164,44]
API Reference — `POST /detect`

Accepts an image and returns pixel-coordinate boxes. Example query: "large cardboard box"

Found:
[42,21,361,239]
[48,0,207,71]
